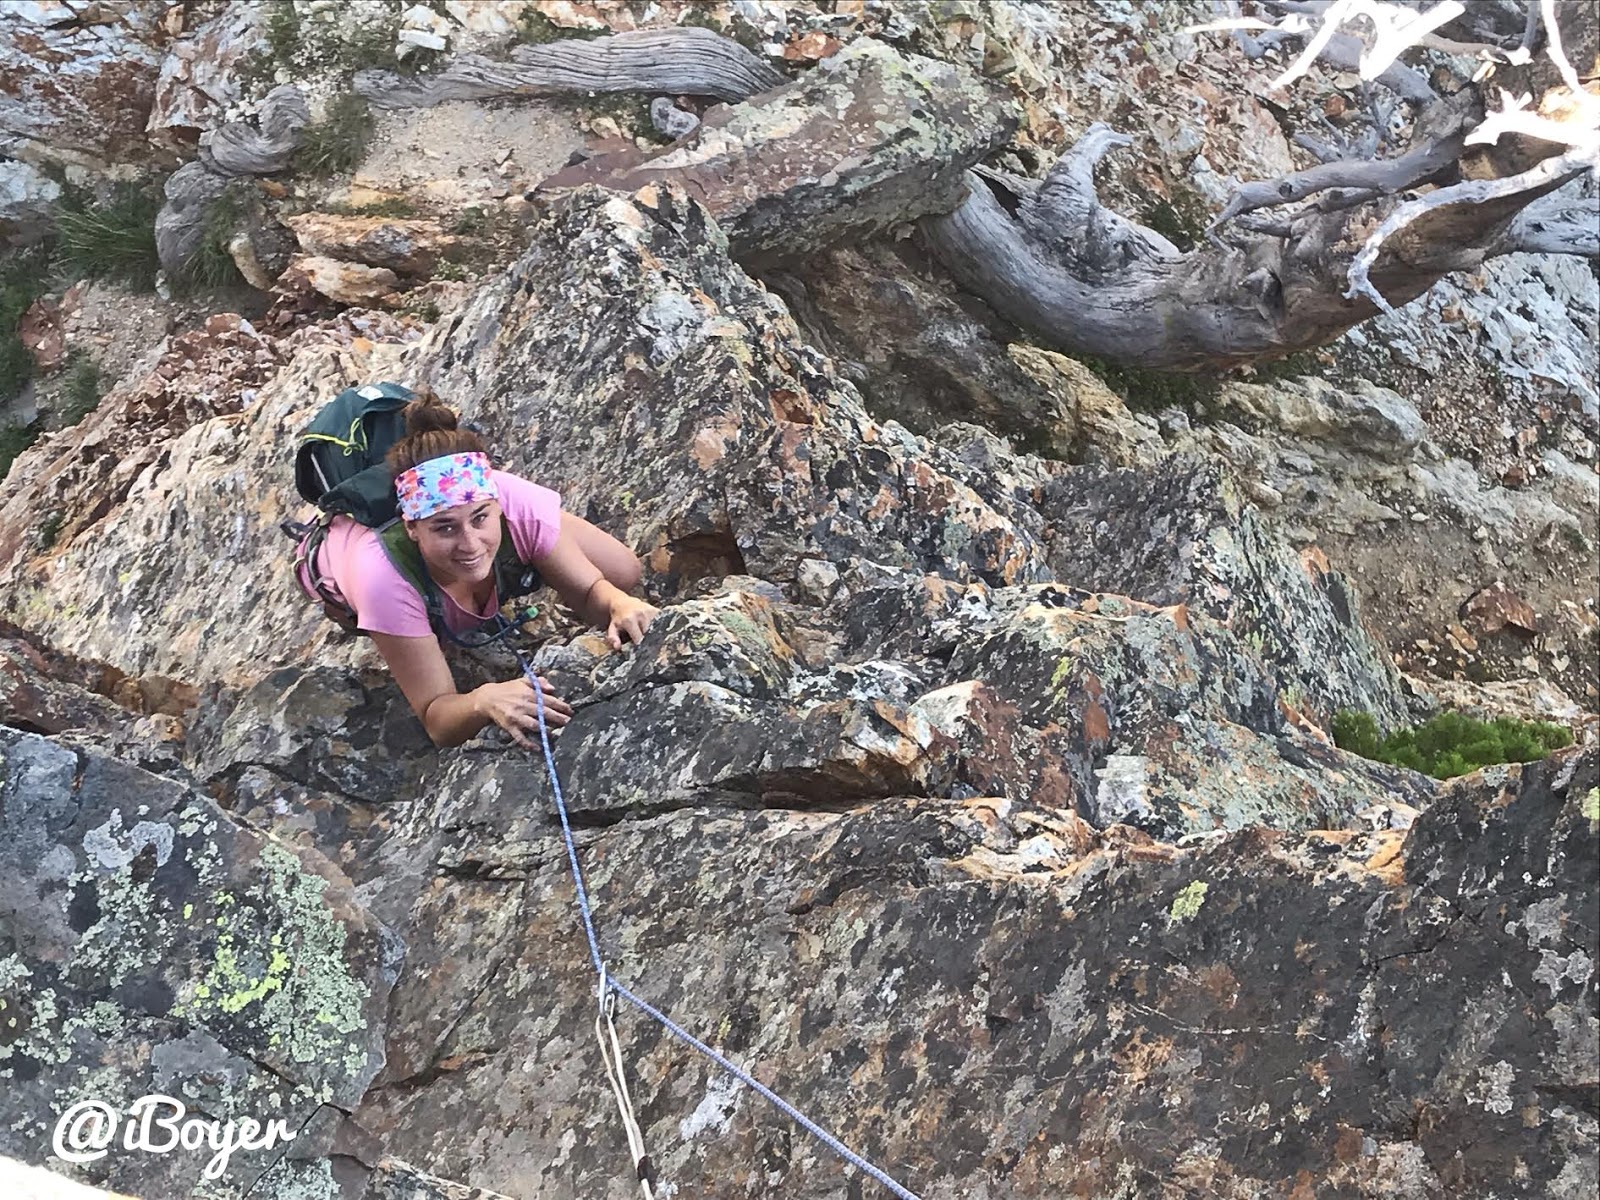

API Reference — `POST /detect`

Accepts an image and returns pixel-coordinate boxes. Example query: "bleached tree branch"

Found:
[1344,146,1597,310]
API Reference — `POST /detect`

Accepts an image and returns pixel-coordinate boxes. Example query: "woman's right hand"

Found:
[471,676,574,749]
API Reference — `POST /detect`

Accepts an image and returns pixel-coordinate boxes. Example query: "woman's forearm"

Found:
[422,688,492,748]
[578,578,628,627]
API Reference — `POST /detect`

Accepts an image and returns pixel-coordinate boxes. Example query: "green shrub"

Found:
[295,93,376,177]
[1,246,56,404]
[58,352,102,427]
[37,508,65,552]
[1333,709,1573,780]
[350,197,419,218]
[0,336,32,406]
[263,0,302,61]
[0,419,41,483]
[54,183,162,291]
[1074,350,1218,412]
[517,10,607,43]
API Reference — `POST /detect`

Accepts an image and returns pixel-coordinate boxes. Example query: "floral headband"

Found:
[395,452,498,521]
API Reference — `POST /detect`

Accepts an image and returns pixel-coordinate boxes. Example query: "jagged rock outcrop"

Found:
[1,180,1592,1199]
[537,38,1016,262]
[0,726,397,1199]
[0,2,166,168]
[2,686,1594,1197]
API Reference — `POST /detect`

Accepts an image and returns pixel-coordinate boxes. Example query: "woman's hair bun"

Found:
[402,386,459,435]
[385,385,490,475]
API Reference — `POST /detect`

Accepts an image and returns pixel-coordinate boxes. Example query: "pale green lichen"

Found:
[1169,880,1209,923]
[175,840,372,1094]
[1581,787,1599,824]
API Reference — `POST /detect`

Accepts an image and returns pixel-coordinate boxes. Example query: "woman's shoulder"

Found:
[492,470,562,558]
[493,470,561,512]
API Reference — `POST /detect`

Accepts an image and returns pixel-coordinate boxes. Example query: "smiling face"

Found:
[405,498,503,586]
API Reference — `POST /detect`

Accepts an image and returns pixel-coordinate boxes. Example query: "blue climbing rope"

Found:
[512,648,923,1200]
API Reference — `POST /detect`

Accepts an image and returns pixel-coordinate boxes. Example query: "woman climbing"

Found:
[295,389,658,749]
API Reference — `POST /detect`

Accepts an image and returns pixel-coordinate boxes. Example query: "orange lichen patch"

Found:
[871,697,915,738]
[689,412,741,468]
[768,387,812,424]
[1081,694,1111,743]
[1300,544,1332,578]
[1334,1124,1365,1163]
[1112,1029,1176,1085]
[1014,806,1098,855]
[1362,831,1407,887]
[1304,830,1360,850]
[1196,963,1239,1006]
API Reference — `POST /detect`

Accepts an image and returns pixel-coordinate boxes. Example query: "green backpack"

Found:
[284,382,541,642]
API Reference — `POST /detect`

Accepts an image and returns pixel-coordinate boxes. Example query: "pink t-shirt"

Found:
[298,470,561,637]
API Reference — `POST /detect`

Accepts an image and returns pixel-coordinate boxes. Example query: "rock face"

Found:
[537,39,1017,262]
[0,727,397,1199]
[0,181,1593,1199]
[0,2,166,167]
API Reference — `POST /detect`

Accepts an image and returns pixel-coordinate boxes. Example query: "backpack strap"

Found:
[375,516,541,642]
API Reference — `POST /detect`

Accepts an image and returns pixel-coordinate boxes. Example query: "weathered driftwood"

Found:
[536,39,1015,262]
[921,148,1579,370]
[920,2,1599,369]
[353,27,784,108]
[156,85,309,281]
[198,84,309,176]
[154,161,231,277]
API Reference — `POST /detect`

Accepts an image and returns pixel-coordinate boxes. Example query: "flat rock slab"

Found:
[538,39,1016,261]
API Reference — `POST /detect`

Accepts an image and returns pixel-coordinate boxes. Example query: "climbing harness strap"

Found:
[511,647,923,1200]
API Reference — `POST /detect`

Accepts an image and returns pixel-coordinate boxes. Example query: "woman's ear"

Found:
[404,520,420,544]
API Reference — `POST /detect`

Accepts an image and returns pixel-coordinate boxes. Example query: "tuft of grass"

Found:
[58,352,103,427]
[517,10,607,44]
[295,93,376,177]
[318,195,421,218]
[679,7,726,34]
[175,188,247,293]
[1074,350,1219,413]
[263,0,302,61]
[451,206,490,236]
[37,508,65,552]
[1332,709,1573,780]
[1138,194,1211,253]
[54,183,162,291]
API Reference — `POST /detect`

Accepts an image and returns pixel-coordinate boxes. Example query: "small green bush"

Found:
[175,189,247,293]
[54,183,162,291]
[0,419,41,483]
[517,10,607,43]
[318,196,420,218]
[295,93,376,177]
[263,0,302,61]
[58,352,102,427]
[1,246,56,404]
[1333,709,1573,780]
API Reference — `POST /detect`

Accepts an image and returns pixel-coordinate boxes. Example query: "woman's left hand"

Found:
[607,593,660,650]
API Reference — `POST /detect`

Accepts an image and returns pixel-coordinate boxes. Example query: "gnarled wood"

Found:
[919,0,1598,369]
[353,27,784,108]
[198,84,309,176]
